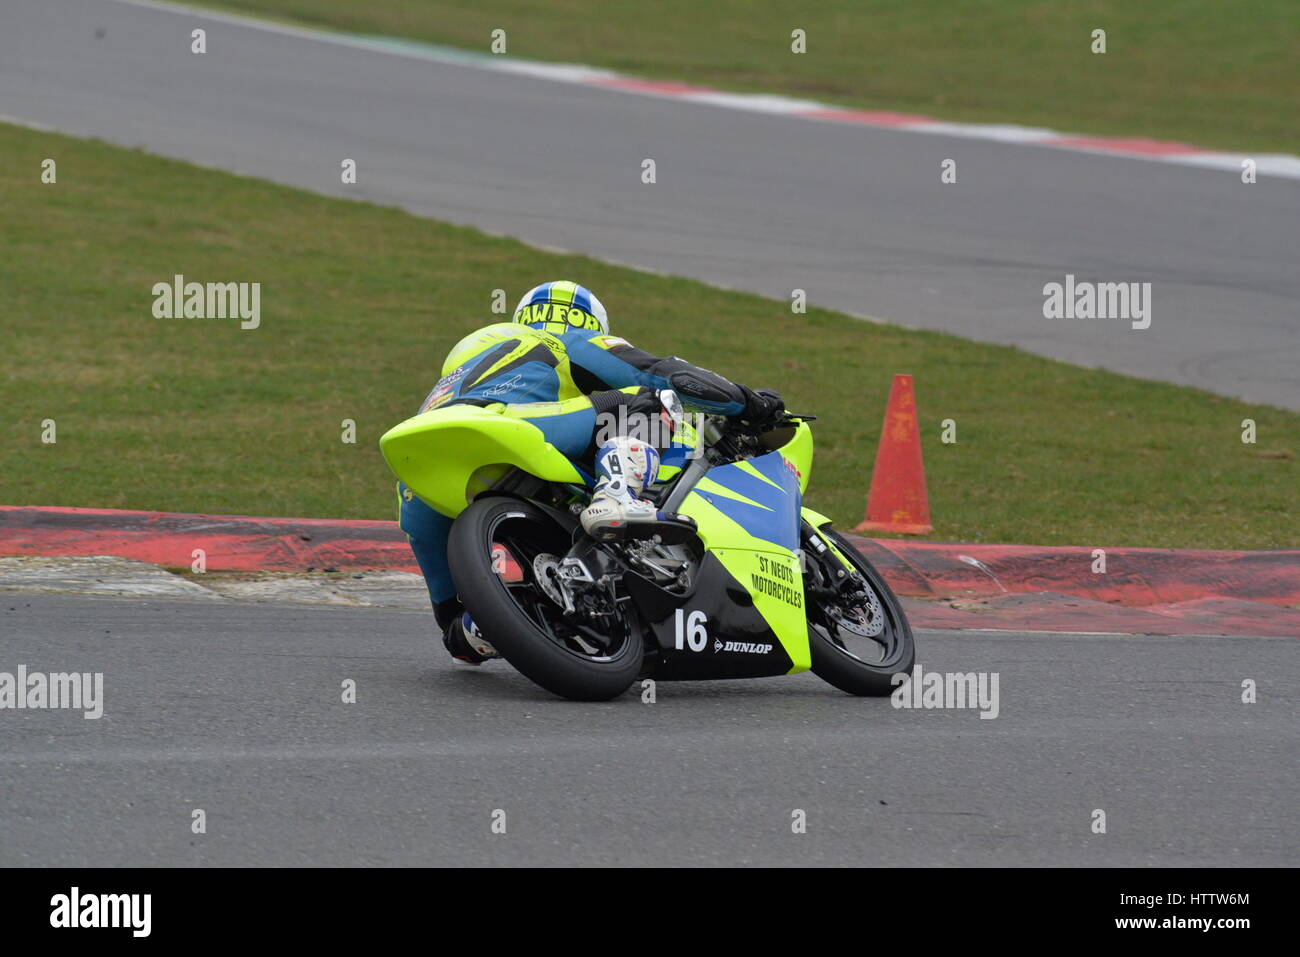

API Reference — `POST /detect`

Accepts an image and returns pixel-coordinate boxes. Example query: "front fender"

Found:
[801,506,835,530]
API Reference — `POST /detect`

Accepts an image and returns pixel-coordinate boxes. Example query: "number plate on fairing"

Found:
[627,552,801,681]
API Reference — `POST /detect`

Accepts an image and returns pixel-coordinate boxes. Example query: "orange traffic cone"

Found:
[855,373,933,535]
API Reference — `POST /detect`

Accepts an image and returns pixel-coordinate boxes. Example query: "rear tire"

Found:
[806,528,915,696]
[448,497,643,701]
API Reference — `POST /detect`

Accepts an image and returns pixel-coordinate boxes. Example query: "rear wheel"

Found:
[804,526,915,696]
[448,497,643,701]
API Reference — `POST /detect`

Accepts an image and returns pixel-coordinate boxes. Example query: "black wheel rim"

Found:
[810,552,908,669]
[484,508,633,665]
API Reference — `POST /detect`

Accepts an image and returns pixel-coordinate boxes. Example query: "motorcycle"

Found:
[379,391,914,701]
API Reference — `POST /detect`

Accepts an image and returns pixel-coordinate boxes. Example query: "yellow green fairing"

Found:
[673,421,817,673]
[379,404,584,517]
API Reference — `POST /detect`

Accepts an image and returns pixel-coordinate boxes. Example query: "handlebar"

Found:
[656,402,815,514]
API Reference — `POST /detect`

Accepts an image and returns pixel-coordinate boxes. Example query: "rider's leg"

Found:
[580,437,663,538]
[398,396,604,663]
[398,481,456,615]
[501,391,684,539]
[410,393,670,658]
[500,394,605,465]
[398,481,498,663]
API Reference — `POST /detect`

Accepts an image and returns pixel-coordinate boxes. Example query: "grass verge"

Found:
[1,121,1294,548]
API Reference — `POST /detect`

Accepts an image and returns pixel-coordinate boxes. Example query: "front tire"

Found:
[448,497,643,701]
[806,527,915,696]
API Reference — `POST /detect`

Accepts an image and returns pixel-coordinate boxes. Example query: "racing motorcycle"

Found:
[379,392,914,701]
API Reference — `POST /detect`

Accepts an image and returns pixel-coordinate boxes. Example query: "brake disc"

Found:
[861,585,886,637]
[532,553,566,608]
[832,581,885,638]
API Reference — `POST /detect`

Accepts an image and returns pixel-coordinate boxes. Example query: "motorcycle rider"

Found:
[399,280,784,664]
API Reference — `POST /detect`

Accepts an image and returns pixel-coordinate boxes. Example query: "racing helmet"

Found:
[512,281,609,334]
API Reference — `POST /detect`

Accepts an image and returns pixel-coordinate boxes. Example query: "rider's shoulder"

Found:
[448,321,530,352]
[562,327,635,352]
[450,321,517,346]
[506,322,625,353]
[479,321,527,339]
[441,322,523,373]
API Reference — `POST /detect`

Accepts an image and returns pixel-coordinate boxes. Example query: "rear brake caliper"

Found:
[532,553,570,611]
[551,554,622,622]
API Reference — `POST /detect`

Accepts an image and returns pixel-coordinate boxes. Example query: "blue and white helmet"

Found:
[512,280,609,334]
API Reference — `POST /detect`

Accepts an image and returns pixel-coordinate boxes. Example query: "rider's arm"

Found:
[564,332,756,416]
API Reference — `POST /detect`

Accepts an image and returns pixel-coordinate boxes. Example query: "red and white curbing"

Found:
[2,506,1297,637]
[583,77,1300,178]
[111,0,1300,180]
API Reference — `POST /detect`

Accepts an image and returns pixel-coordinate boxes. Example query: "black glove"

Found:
[740,386,785,428]
[588,386,661,418]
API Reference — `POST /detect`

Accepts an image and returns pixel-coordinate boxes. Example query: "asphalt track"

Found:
[1,594,1295,866]
[3,0,1299,409]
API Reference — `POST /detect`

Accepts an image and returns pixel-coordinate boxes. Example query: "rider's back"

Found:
[419,322,640,413]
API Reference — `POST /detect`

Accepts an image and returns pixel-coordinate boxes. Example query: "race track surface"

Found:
[2,0,1298,409]
[2,594,1294,866]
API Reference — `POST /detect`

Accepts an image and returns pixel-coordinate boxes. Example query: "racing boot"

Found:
[581,438,696,543]
[436,598,496,665]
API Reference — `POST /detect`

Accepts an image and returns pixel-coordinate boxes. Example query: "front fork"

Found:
[799,518,885,639]
[799,519,850,593]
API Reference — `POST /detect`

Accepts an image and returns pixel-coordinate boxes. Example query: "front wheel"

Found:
[804,526,915,696]
[447,497,643,701]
